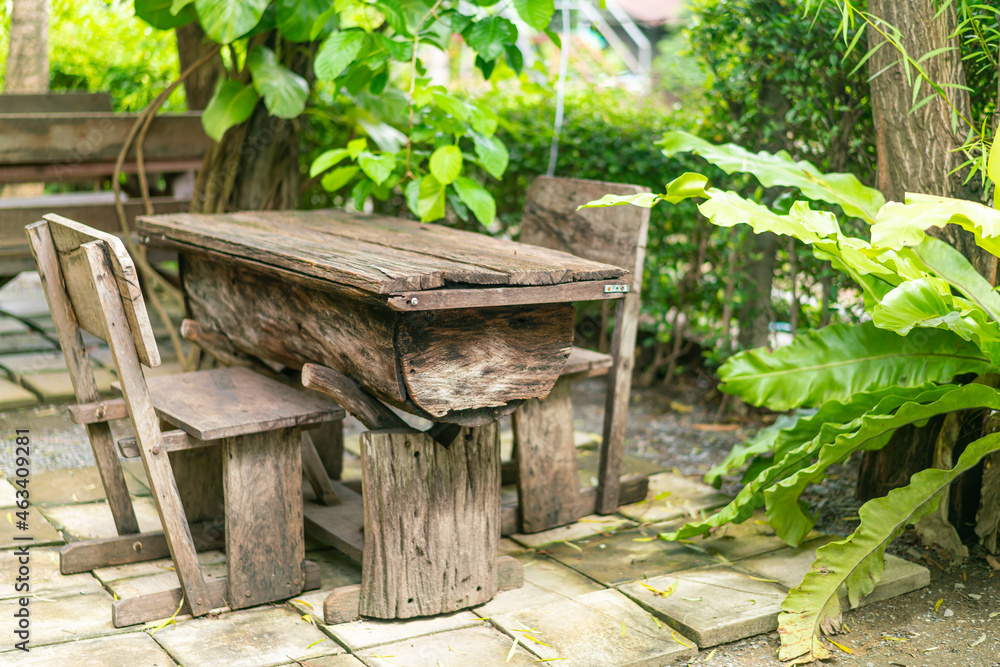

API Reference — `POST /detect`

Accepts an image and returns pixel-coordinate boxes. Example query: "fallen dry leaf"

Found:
[692,423,740,432]
[986,554,1000,571]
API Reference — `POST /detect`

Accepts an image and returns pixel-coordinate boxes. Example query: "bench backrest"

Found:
[27,214,160,368]
[0,92,113,114]
[520,176,650,291]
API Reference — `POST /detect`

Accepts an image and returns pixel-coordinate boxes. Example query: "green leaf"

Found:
[195,0,269,44]
[310,148,351,178]
[471,132,509,178]
[247,46,309,119]
[404,178,421,218]
[357,151,396,185]
[276,0,327,42]
[989,131,1000,187]
[703,383,953,488]
[778,430,1000,663]
[872,192,1000,257]
[417,175,447,222]
[429,145,463,185]
[911,236,1000,325]
[453,176,496,225]
[431,91,470,122]
[347,137,368,158]
[581,173,707,209]
[136,0,196,29]
[321,165,360,192]
[316,30,368,80]
[513,0,554,30]
[658,131,885,223]
[764,383,1000,546]
[202,80,259,142]
[171,0,195,15]
[466,17,516,62]
[718,321,995,411]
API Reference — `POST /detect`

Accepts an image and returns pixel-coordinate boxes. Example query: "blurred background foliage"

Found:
[0,0,882,388]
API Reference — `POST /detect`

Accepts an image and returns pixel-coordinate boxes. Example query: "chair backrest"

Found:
[26,214,161,369]
[521,176,651,291]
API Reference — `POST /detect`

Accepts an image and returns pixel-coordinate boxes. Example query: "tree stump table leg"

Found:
[360,422,501,619]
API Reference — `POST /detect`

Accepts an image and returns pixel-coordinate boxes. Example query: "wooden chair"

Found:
[511,176,650,533]
[26,214,345,626]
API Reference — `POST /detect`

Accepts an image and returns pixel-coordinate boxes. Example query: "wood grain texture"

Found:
[360,424,500,619]
[116,429,217,458]
[25,220,140,536]
[145,366,343,440]
[224,427,305,609]
[303,481,365,563]
[84,241,212,616]
[397,304,574,417]
[301,431,342,506]
[512,378,582,533]
[0,112,210,164]
[301,363,408,431]
[138,208,624,295]
[59,521,225,575]
[180,318,286,382]
[0,92,112,113]
[1,195,187,241]
[500,474,649,535]
[45,213,160,367]
[562,346,613,377]
[112,560,320,628]
[67,398,129,424]
[184,256,406,405]
[171,446,224,524]
[385,280,627,312]
[596,294,641,514]
[522,176,650,283]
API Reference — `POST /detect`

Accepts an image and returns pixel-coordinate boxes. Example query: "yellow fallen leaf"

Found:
[934,598,944,612]
[671,631,694,648]
[306,637,326,649]
[652,491,672,501]
[670,401,693,413]
[681,597,702,602]
[506,636,519,663]
[293,599,314,611]
[621,621,626,637]
[633,537,655,543]
[826,638,853,654]
[704,647,717,662]
[746,575,780,583]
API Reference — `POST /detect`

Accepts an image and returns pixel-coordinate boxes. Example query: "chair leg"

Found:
[596,293,640,514]
[512,377,582,533]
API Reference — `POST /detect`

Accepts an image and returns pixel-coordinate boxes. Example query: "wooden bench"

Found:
[0,92,211,281]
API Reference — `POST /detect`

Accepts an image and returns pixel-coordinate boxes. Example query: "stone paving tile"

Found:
[151,606,338,667]
[32,465,149,505]
[618,566,787,648]
[0,631,178,665]
[617,472,731,525]
[0,546,104,600]
[0,377,38,409]
[0,349,68,379]
[21,368,116,402]
[541,526,718,587]
[509,513,632,548]
[0,505,63,548]
[328,611,481,651]
[278,656,365,667]
[490,587,697,665]
[0,332,58,354]
[476,550,605,617]
[93,549,227,585]
[40,497,162,540]
[0,297,52,319]
[732,536,838,589]
[576,451,668,489]
[0,587,127,645]
[851,555,930,609]
[354,624,539,666]
[691,511,822,563]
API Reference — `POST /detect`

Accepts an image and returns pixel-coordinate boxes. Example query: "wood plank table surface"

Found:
[138,209,629,425]
[137,208,631,622]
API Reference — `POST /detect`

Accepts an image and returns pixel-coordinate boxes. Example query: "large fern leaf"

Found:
[719,321,995,411]
[658,131,885,222]
[778,431,1000,664]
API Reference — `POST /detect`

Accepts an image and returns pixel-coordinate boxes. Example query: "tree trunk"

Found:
[176,23,223,111]
[5,0,49,93]
[858,1,991,539]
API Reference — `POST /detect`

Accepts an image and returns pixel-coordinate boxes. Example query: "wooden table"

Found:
[137,209,631,620]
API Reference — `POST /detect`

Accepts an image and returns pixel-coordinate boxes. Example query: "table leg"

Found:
[223,426,305,609]
[359,422,500,619]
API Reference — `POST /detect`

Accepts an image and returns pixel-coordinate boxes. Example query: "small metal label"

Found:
[604,284,629,294]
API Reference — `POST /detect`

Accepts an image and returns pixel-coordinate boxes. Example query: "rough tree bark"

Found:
[858,0,992,545]
[5,0,49,93]
[175,23,223,111]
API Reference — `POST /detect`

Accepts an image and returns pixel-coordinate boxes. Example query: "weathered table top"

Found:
[137,209,629,310]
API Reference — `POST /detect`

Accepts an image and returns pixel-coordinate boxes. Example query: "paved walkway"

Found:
[0,274,930,666]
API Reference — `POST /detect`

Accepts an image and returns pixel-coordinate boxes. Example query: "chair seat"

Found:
[561,346,613,377]
[144,367,345,440]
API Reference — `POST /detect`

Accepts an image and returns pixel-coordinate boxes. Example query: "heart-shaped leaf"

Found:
[512,0,554,31]
[429,145,462,185]
[195,0,269,44]
[466,17,516,62]
[202,79,259,141]
[453,176,496,225]
[136,0,196,29]
[316,29,368,80]
[247,46,309,118]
